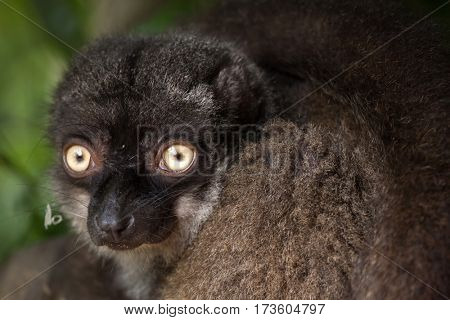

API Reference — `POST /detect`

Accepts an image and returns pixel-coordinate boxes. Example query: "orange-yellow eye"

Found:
[64,145,92,173]
[160,144,196,173]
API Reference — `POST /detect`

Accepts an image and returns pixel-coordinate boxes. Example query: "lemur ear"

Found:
[213,59,270,124]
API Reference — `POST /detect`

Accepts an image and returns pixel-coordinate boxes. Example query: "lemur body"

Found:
[162,0,450,299]
[0,0,448,299]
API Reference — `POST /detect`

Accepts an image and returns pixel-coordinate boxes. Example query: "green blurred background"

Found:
[0,0,449,262]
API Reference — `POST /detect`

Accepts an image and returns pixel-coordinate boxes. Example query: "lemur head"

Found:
[49,35,270,252]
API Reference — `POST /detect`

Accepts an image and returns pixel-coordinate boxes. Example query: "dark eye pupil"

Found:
[175,153,183,161]
[75,153,84,162]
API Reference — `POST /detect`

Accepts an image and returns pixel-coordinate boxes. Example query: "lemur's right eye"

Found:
[63,144,96,177]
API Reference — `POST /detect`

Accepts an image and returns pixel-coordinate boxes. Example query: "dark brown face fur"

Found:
[49,35,270,250]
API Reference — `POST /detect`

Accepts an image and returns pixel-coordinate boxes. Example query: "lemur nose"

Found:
[97,215,135,241]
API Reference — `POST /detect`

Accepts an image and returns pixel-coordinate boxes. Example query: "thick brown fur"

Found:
[162,0,449,299]
[163,119,381,299]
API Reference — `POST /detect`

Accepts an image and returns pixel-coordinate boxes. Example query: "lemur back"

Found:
[162,0,450,299]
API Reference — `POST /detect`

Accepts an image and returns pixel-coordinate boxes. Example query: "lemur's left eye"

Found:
[159,143,196,174]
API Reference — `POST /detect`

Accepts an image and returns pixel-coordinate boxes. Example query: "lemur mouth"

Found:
[97,218,178,251]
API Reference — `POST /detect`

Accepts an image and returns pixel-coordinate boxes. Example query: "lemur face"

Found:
[49,35,269,251]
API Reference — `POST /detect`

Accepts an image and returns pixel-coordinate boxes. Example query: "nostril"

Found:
[96,215,135,241]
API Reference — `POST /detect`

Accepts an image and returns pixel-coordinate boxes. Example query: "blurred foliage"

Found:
[136,0,214,34]
[0,0,449,262]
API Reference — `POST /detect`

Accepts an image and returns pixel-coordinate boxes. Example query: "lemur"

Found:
[1,0,448,299]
